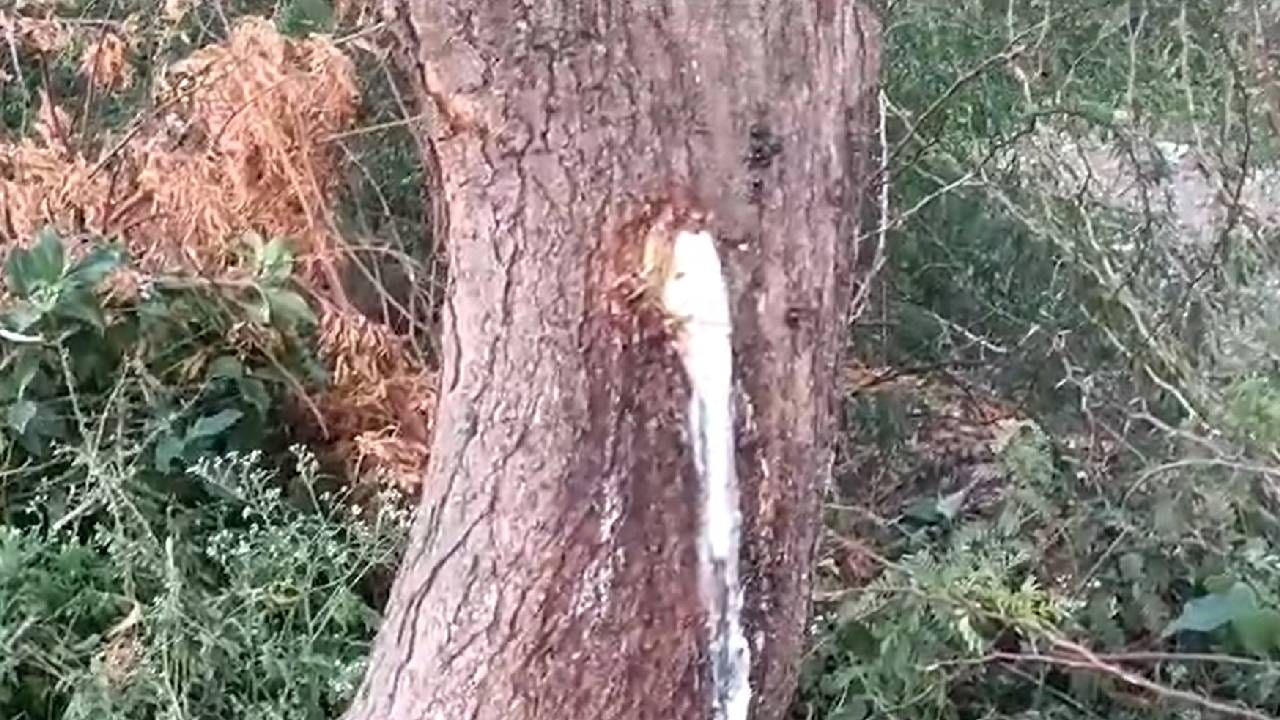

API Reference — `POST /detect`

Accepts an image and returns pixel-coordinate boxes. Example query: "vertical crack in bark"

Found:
[387,502,490,704]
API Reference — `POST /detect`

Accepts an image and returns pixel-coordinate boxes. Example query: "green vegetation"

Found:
[800,1,1280,718]
[1,0,419,714]
[0,230,408,719]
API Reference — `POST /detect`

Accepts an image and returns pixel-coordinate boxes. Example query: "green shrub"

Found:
[804,420,1280,719]
[1,449,407,720]
[0,230,407,719]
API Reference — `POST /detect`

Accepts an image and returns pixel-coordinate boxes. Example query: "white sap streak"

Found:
[662,230,751,720]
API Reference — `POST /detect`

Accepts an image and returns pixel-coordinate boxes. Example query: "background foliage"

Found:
[801,1,1280,718]
[1,1,419,717]
[0,227,410,719]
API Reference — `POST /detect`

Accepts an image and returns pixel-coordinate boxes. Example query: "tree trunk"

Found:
[346,3,881,719]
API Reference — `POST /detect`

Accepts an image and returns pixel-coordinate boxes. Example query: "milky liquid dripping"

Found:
[661,230,751,720]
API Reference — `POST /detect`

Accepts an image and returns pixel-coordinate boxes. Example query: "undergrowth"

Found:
[0,229,407,719]
[801,1,1280,719]
[2,0,417,716]
[2,449,407,719]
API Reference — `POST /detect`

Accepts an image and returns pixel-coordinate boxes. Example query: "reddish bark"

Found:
[345,3,881,718]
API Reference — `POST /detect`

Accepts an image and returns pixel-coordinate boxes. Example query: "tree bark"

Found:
[346,3,881,719]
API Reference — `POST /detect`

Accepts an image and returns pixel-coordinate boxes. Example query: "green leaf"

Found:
[65,245,125,289]
[937,488,967,520]
[1119,552,1144,582]
[903,489,966,524]
[208,355,244,380]
[0,528,28,580]
[242,295,272,325]
[835,620,878,660]
[1204,574,1237,595]
[154,434,185,473]
[256,237,295,284]
[264,288,317,328]
[185,409,243,443]
[278,0,334,36]
[26,401,66,444]
[1163,582,1258,636]
[818,663,859,699]
[5,253,34,298]
[1232,609,1280,657]
[5,400,37,434]
[903,497,945,523]
[25,228,65,284]
[238,377,271,415]
[2,302,44,333]
[1137,591,1172,635]
[12,351,41,397]
[1086,593,1125,648]
[6,228,65,297]
[53,289,106,331]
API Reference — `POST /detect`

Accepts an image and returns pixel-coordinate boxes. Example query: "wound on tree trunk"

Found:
[345,3,882,719]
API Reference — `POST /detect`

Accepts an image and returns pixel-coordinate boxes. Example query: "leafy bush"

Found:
[805,419,1280,719]
[1,0,428,712]
[812,1,1280,716]
[0,229,407,719]
[0,229,317,474]
[0,450,407,720]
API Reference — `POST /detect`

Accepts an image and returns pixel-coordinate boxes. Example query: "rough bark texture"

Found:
[346,3,881,719]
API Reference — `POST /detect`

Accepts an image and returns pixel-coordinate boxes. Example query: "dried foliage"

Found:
[334,0,376,26]
[79,31,133,92]
[0,11,70,56]
[316,310,436,491]
[0,16,436,490]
